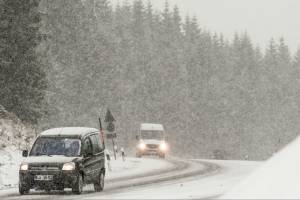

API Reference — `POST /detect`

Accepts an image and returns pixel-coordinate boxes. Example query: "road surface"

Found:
[0,157,260,199]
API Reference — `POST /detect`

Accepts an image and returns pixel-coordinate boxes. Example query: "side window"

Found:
[83,138,93,155]
[91,134,102,154]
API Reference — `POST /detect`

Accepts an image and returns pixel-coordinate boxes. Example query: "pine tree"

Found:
[293,48,300,73]
[37,0,298,160]
[0,0,47,123]
[278,37,292,81]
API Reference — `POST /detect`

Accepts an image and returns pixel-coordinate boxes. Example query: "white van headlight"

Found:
[20,163,29,171]
[62,162,75,171]
[138,142,146,150]
[159,142,168,152]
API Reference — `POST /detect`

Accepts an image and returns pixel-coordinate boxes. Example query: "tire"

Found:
[45,188,51,193]
[94,171,104,192]
[58,186,64,191]
[19,183,30,195]
[72,174,83,194]
[159,153,165,159]
[136,153,142,158]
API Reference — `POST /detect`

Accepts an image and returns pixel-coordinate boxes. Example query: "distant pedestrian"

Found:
[120,147,125,162]
[114,145,118,154]
[105,149,112,171]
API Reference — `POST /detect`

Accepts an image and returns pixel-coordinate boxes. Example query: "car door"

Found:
[90,133,105,179]
[82,136,94,183]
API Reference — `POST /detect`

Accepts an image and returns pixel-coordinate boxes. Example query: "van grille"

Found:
[29,165,60,171]
[146,144,159,149]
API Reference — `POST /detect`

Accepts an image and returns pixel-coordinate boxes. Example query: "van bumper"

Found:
[19,170,79,190]
[137,148,165,156]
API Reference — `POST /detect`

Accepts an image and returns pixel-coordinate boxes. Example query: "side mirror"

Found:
[22,150,28,157]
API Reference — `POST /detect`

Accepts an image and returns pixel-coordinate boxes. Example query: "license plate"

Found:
[34,175,53,181]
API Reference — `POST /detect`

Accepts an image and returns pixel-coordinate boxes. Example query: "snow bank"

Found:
[222,136,300,199]
[0,115,36,150]
[0,107,37,189]
[0,147,23,189]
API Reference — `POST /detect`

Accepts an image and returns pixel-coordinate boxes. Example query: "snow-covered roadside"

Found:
[0,147,23,189]
[0,109,37,189]
[222,135,300,199]
[0,147,172,191]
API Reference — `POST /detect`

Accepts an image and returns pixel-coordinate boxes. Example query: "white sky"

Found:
[112,0,300,54]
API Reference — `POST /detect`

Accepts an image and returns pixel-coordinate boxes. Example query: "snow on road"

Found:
[85,160,260,199]
[106,156,173,180]
[0,148,261,200]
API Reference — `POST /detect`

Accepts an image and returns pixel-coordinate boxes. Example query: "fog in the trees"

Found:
[1,0,300,160]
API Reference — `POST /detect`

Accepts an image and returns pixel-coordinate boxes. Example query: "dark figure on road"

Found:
[121,147,125,162]
[105,149,112,171]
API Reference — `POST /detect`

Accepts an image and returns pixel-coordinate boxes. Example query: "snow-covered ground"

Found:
[0,115,36,189]
[0,147,23,189]
[223,135,300,199]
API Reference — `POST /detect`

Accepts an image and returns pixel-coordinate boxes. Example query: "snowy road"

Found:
[93,160,260,199]
[0,157,260,199]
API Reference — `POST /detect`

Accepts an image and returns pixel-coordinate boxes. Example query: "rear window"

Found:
[30,137,81,157]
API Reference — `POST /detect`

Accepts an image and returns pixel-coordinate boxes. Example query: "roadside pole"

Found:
[99,117,105,149]
[112,137,116,160]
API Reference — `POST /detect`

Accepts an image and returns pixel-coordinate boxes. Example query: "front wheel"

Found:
[72,174,83,194]
[159,153,165,159]
[45,188,51,193]
[136,152,142,158]
[94,172,104,192]
[19,183,30,195]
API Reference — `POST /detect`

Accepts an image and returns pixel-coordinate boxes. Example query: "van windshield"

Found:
[30,137,81,157]
[141,131,163,140]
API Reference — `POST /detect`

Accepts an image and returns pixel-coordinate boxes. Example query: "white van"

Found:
[136,123,169,158]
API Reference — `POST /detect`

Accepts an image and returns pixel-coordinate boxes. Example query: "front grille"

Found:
[146,144,159,149]
[29,164,60,171]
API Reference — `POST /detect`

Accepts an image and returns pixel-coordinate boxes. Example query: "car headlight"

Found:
[20,163,29,171]
[159,142,168,152]
[62,162,75,171]
[138,142,146,150]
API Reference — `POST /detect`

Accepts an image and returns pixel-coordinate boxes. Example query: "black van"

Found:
[19,127,105,195]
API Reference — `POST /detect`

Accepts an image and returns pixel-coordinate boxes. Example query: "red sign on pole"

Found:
[100,130,105,143]
[99,117,105,149]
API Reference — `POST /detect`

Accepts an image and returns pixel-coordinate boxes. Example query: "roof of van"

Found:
[140,123,164,131]
[39,127,98,137]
